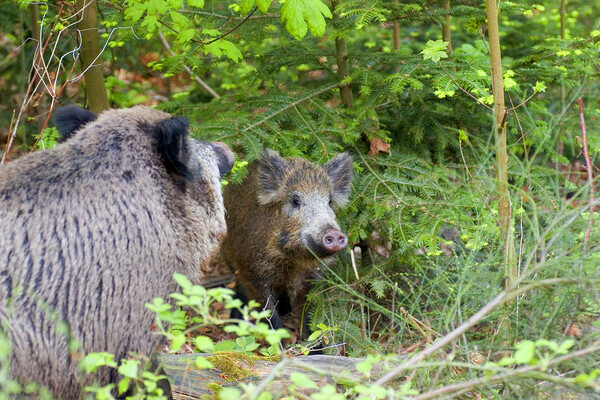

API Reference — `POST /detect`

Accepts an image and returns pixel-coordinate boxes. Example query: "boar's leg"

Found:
[229,289,248,321]
[263,290,284,331]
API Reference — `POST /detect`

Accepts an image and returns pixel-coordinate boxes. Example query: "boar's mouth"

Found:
[304,236,339,259]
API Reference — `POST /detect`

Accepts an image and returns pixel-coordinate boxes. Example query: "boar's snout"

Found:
[321,228,348,253]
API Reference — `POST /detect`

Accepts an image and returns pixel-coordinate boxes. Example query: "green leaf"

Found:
[170,11,191,29]
[307,330,322,342]
[170,331,187,352]
[195,357,214,369]
[173,273,192,291]
[176,28,195,44]
[291,372,318,389]
[202,28,221,37]
[203,40,243,62]
[514,340,536,364]
[239,0,255,14]
[280,0,332,40]
[141,15,159,33]
[188,0,204,8]
[257,392,273,400]
[420,40,449,62]
[118,359,140,379]
[79,352,117,373]
[124,3,145,23]
[194,336,214,352]
[219,387,242,400]
[256,0,271,13]
[533,81,546,93]
[117,377,130,395]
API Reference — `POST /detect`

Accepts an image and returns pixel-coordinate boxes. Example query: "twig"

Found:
[578,97,594,250]
[374,278,581,386]
[157,31,220,99]
[413,342,600,400]
[204,7,258,45]
[438,63,493,110]
[349,247,360,280]
[242,83,340,133]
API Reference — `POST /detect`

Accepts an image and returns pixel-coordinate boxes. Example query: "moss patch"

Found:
[206,351,257,381]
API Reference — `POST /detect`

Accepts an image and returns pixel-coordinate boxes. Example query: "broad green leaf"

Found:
[291,372,318,389]
[194,335,214,352]
[173,273,192,291]
[79,352,117,373]
[256,0,271,13]
[203,40,243,62]
[188,0,204,8]
[307,330,322,342]
[118,359,140,379]
[170,331,187,352]
[141,15,159,33]
[170,11,191,29]
[124,4,145,22]
[514,340,536,364]
[176,28,195,44]
[195,357,214,369]
[117,377,130,395]
[280,0,332,40]
[219,387,242,400]
[202,28,221,37]
[240,0,255,14]
[420,40,449,62]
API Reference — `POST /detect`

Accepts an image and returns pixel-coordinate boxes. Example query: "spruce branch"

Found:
[157,31,220,99]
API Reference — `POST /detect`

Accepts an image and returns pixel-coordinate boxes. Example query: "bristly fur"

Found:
[0,105,232,399]
[222,149,353,335]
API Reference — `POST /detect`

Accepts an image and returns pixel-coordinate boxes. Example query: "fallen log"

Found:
[160,352,378,399]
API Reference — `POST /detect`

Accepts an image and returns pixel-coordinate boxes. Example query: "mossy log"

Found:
[160,352,381,399]
[160,352,597,400]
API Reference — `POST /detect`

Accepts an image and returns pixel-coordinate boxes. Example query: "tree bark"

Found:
[76,0,109,112]
[485,0,515,284]
[393,0,399,50]
[441,0,452,53]
[560,0,566,40]
[331,0,353,108]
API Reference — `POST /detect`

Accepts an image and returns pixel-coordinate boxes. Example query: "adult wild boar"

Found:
[221,149,353,334]
[0,105,233,398]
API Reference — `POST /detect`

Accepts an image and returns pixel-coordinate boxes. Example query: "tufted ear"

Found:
[53,105,97,140]
[256,149,287,205]
[153,116,191,178]
[323,152,353,206]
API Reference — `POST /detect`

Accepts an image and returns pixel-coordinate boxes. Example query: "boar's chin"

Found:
[304,237,339,259]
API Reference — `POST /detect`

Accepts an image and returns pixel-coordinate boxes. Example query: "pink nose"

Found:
[321,229,348,253]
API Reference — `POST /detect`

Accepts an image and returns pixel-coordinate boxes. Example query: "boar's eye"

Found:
[291,195,301,208]
[328,195,333,207]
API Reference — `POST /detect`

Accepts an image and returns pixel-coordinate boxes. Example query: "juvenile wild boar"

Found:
[0,106,233,398]
[221,149,353,333]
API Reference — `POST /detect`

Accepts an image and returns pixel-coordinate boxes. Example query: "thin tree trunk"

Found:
[393,0,399,50]
[558,0,566,158]
[331,0,353,108]
[76,0,109,112]
[485,0,515,285]
[560,0,566,40]
[441,0,452,53]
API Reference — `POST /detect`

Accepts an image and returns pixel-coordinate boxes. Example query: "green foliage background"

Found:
[1,0,600,397]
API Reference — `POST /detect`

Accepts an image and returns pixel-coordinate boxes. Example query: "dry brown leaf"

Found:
[368,138,391,156]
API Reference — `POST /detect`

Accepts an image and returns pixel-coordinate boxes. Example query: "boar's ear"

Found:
[53,105,97,140]
[154,116,191,178]
[323,152,353,206]
[257,149,287,205]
